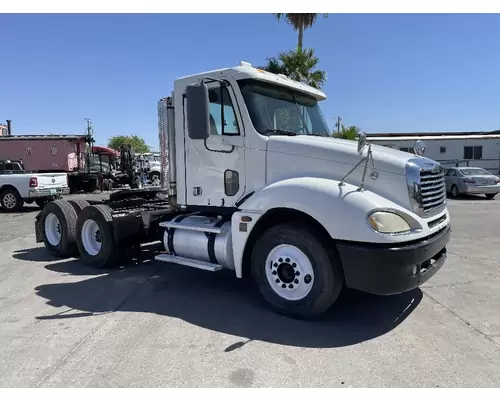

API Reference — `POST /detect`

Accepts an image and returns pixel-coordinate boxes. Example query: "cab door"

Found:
[184,80,246,207]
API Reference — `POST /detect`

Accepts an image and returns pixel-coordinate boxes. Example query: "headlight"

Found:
[367,211,411,234]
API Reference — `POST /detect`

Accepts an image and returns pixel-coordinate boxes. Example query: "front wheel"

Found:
[149,172,161,186]
[251,223,344,319]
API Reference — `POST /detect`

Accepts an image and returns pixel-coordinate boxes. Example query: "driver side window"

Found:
[208,86,240,136]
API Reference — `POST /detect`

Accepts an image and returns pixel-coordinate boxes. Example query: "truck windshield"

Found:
[237,79,331,137]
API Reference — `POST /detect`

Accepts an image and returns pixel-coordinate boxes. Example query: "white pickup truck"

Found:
[0,159,69,212]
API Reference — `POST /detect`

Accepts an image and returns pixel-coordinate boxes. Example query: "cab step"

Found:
[155,253,223,272]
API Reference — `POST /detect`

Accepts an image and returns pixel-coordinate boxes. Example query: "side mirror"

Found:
[186,83,210,140]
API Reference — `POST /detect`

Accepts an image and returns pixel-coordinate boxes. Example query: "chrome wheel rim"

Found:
[3,193,17,209]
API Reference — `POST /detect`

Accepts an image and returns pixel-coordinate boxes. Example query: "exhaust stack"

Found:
[157,96,176,205]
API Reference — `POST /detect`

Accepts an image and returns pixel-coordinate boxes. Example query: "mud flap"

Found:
[35,212,43,243]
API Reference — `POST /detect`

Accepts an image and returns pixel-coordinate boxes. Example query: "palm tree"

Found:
[274,13,328,50]
[261,47,327,90]
[333,124,361,141]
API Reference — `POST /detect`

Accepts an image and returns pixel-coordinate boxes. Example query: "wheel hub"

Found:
[265,245,315,301]
[276,263,296,284]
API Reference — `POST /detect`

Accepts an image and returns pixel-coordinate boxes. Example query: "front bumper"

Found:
[336,225,451,295]
[29,187,70,198]
[464,185,500,194]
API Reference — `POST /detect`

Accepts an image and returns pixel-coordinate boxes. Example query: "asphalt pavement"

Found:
[0,193,499,387]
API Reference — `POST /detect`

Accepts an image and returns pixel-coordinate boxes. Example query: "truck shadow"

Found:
[33,255,423,349]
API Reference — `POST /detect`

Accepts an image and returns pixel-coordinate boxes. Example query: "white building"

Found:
[367,131,500,174]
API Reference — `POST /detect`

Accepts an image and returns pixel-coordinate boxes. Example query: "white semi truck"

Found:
[34,62,451,318]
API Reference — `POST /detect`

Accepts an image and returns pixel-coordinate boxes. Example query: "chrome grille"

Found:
[419,169,446,214]
[406,158,447,217]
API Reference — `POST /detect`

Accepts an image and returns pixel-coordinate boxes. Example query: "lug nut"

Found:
[294,279,299,284]
[281,284,286,289]
[278,258,283,263]
[285,258,290,263]
[288,284,294,289]
[275,279,280,283]
[273,262,278,268]
[295,271,300,276]
[272,270,277,275]
[292,263,296,268]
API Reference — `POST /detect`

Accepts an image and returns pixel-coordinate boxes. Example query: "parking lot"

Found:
[0,193,499,388]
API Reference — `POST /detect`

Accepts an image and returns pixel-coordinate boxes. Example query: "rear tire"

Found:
[76,204,120,269]
[68,200,90,215]
[251,223,344,319]
[485,193,496,199]
[40,200,79,258]
[450,185,459,198]
[0,188,23,212]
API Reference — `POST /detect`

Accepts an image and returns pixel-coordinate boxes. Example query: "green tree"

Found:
[261,47,327,90]
[108,135,150,153]
[333,124,361,141]
[274,13,328,50]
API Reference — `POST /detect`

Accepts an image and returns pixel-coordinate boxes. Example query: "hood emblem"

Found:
[51,178,55,183]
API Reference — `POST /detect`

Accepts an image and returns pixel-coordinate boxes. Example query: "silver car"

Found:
[444,167,500,199]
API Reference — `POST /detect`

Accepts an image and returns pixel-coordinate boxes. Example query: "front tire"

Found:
[76,204,120,269]
[251,223,344,319]
[149,171,161,186]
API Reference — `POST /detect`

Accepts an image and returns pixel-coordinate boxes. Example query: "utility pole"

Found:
[85,118,93,136]
[335,116,342,137]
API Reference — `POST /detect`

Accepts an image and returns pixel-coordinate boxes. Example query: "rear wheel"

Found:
[450,185,459,198]
[0,188,23,212]
[485,193,496,199]
[68,199,90,215]
[76,204,120,269]
[251,223,344,319]
[40,200,79,257]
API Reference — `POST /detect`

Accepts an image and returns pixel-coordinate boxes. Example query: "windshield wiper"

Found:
[261,129,298,136]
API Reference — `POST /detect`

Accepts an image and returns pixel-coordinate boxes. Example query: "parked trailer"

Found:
[0,134,101,193]
[35,62,451,319]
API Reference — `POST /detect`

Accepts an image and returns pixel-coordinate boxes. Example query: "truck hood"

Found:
[265,135,430,212]
[267,135,414,175]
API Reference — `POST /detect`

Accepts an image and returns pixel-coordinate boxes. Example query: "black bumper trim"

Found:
[336,225,451,295]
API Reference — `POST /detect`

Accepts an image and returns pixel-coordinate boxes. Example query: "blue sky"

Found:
[1,13,499,149]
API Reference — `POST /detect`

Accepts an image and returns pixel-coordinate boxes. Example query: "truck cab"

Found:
[155,61,450,317]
